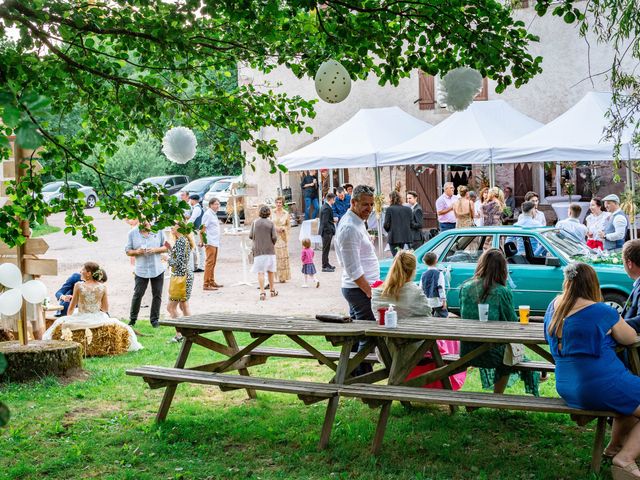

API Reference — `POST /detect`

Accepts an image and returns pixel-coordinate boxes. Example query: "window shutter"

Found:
[418,72,435,110]
[474,77,489,101]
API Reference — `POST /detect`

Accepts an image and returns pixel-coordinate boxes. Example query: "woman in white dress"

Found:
[585,197,609,250]
[43,262,142,355]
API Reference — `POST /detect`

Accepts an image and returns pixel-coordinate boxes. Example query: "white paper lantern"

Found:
[0,263,22,289]
[0,288,23,316]
[314,60,351,104]
[21,280,47,304]
[437,67,483,112]
[162,127,197,164]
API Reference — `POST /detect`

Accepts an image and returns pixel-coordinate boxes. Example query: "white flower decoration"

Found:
[162,127,197,164]
[437,67,483,112]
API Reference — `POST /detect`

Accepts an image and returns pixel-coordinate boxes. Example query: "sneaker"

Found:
[194,268,204,273]
[128,320,136,327]
[151,321,160,328]
[170,335,184,343]
[301,284,309,288]
[322,267,335,272]
[315,280,320,288]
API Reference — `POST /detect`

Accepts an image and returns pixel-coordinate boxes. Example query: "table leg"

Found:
[157,338,193,422]
[431,345,457,414]
[223,331,257,399]
[371,401,392,455]
[627,346,640,376]
[319,340,353,450]
[591,417,607,473]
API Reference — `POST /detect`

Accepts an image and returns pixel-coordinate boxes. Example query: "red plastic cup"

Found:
[377,307,388,326]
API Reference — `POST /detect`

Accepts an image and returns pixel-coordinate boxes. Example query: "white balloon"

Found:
[0,289,23,316]
[0,263,22,289]
[162,127,197,164]
[437,67,483,112]
[21,280,47,304]
[314,59,351,104]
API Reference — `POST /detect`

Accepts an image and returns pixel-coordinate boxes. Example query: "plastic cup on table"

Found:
[478,304,489,322]
[519,305,530,325]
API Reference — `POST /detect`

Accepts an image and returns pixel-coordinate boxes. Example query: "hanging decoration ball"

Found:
[21,280,48,304]
[314,59,351,104]
[437,67,483,112]
[0,263,22,289]
[162,127,197,164]
[0,288,23,316]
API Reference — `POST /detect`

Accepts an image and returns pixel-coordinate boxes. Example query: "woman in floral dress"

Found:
[272,196,291,283]
[453,185,475,228]
[482,187,505,226]
[166,226,194,342]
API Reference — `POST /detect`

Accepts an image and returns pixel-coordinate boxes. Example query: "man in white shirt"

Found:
[336,185,379,320]
[524,191,546,226]
[600,194,629,251]
[201,197,222,291]
[435,182,457,232]
[188,194,206,272]
[556,204,588,244]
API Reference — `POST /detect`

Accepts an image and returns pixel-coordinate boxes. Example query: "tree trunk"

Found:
[0,340,82,382]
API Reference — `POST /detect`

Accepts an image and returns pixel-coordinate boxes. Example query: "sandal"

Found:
[270,290,279,297]
[259,292,266,301]
[603,448,621,460]
[612,462,640,479]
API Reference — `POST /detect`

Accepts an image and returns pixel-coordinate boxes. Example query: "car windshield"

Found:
[210,181,231,192]
[184,179,211,191]
[541,230,592,260]
[42,183,61,192]
[140,178,163,186]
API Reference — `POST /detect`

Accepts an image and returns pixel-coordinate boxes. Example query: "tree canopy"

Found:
[0,0,547,245]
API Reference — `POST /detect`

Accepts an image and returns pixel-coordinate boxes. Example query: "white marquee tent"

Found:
[492,91,638,164]
[278,106,432,171]
[376,100,543,170]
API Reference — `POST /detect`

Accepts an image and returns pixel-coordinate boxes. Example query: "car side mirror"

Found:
[546,256,561,267]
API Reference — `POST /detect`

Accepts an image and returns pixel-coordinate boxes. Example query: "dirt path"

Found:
[40,211,347,322]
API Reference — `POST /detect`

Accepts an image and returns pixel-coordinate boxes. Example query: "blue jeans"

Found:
[439,222,456,232]
[342,287,374,375]
[304,197,319,220]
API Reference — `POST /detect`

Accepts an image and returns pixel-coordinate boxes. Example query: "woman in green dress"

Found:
[459,249,539,396]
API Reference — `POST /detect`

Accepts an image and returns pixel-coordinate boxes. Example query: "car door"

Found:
[439,233,496,311]
[163,177,177,194]
[499,234,564,315]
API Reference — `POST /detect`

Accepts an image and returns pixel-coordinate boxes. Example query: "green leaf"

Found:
[2,105,20,128]
[15,122,43,149]
[563,11,576,23]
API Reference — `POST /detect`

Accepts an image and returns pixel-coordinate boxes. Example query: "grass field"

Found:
[0,324,607,480]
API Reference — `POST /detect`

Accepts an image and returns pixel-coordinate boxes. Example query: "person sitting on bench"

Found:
[55,271,82,317]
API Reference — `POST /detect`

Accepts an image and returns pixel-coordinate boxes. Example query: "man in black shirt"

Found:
[301,169,319,219]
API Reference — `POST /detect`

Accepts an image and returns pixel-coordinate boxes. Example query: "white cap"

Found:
[602,194,620,203]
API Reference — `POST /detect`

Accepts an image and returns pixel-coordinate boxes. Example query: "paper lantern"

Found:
[162,127,197,164]
[0,263,22,289]
[21,280,47,304]
[437,67,483,112]
[314,60,351,104]
[0,289,22,316]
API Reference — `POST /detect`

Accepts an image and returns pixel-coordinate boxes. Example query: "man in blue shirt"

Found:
[332,187,350,222]
[125,222,169,328]
[55,272,82,316]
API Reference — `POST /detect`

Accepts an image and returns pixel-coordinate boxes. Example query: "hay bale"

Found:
[51,324,130,357]
[0,340,82,382]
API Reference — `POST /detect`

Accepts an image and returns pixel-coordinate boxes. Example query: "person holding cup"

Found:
[459,249,539,395]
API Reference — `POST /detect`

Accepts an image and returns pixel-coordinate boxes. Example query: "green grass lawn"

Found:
[31,224,61,237]
[0,325,607,480]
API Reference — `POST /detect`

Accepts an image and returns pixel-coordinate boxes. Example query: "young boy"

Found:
[420,252,448,318]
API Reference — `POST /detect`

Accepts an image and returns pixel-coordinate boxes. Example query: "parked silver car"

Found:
[203,176,242,220]
[42,181,98,208]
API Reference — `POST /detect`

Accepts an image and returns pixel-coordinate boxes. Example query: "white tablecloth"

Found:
[298,219,322,245]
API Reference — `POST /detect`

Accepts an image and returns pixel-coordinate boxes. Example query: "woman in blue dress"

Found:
[544,262,640,479]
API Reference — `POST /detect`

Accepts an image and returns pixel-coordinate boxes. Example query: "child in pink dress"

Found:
[300,238,319,288]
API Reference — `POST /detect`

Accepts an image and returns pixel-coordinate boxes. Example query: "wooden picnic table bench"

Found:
[127,313,640,473]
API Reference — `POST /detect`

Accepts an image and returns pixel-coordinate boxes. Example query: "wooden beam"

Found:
[0,238,49,256]
[2,159,42,179]
[24,258,57,276]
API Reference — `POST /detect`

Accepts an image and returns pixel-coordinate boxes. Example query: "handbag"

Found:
[503,343,525,366]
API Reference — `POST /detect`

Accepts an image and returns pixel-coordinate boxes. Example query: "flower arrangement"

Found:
[574,251,623,265]
[373,193,385,218]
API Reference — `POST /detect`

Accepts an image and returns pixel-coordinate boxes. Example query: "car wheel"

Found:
[86,195,96,208]
[603,291,627,314]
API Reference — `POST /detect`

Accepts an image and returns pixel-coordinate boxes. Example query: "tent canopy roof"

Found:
[377,100,542,166]
[493,92,638,163]
[278,106,432,171]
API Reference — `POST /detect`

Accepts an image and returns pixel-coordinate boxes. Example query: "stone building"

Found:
[242,5,634,226]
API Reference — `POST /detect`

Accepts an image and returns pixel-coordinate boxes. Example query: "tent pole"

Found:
[628,144,637,240]
[375,165,384,258]
[329,168,334,192]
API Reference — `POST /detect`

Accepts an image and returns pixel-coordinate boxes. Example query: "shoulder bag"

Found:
[503,343,525,366]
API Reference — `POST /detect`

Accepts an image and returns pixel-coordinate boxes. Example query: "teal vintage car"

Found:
[379,226,633,316]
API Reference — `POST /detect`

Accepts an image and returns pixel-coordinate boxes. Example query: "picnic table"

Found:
[128,313,640,472]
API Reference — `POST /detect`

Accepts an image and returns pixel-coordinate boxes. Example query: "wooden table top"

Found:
[161,313,551,343]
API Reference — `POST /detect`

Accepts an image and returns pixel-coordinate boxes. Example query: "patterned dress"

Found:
[168,236,194,301]
[482,200,503,226]
[272,209,291,282]
[453,198,475,228]
[459,279,539,395]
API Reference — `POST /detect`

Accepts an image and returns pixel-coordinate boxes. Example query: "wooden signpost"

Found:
[1,142,58,345]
